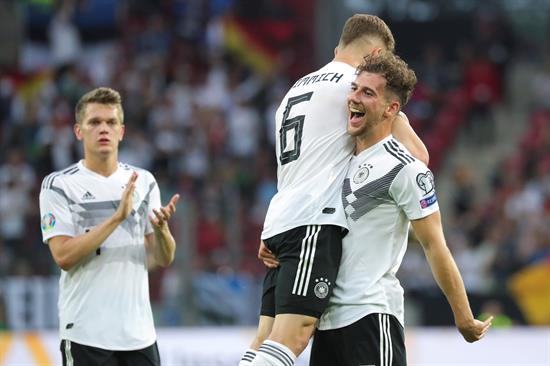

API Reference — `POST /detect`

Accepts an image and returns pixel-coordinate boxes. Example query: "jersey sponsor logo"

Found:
[420,193,437,209]
[353,163,373,184]
[416,171,435,195]
[81,191,96,200]
[313,277,331,299]
[40,213,56,232]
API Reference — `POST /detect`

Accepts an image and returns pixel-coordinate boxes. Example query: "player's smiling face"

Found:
[74,103,125,157]
[347,71,389,137]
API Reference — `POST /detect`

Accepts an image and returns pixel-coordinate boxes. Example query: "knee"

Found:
[270,323,316,356]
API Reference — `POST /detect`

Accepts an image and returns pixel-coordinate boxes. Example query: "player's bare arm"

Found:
[145,193,180,267]
[48,172,138,271]
[410,210,493,342]
[392,113,429,165]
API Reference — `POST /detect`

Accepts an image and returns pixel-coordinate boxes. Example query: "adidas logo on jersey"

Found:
[81,191,96,200]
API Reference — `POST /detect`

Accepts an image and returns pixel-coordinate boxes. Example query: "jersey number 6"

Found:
[279,92,313,165]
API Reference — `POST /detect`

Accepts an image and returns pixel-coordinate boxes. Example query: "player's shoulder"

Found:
[41,162,81,190]
[387,139,433,187]
[380,137,417,167]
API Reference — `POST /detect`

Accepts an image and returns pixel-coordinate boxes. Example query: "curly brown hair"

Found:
[75,87,124,124]
[356,52,417,107]
[339,14,395,52]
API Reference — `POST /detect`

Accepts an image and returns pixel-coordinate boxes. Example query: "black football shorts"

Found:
[260,224,344,318]
[310,313,406,366]
[60,340,161,366]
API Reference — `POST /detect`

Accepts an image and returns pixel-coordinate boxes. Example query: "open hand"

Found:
[150,194,180,230]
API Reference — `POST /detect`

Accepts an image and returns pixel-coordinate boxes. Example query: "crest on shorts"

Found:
[313,277,331,299]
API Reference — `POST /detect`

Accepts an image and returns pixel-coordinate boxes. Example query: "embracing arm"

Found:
[392,113,429,165]
[411,211,492,342]
[48,172,138,271]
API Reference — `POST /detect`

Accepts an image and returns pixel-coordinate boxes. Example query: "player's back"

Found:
[262,61,356,239]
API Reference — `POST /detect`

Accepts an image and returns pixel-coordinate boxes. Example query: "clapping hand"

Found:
[150,194,180,231]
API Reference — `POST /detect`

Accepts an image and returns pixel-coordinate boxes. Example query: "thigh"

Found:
[60,339,117,366]
[348,313,407,366]
[270,225,343,318]
[118,342,161,366]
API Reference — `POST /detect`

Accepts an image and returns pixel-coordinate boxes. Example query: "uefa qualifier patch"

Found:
[416,171,435,195]
[420,193,437,209]
[41,213,56,232]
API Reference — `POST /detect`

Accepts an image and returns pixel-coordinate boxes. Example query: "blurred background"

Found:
[0,0,549,364]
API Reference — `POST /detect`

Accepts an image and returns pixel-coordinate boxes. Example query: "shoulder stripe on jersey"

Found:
[42,173,54,189]
[383,142,411,165]
[47,173,61,189]
[61,163,79,174]
[387,140,414,163]
[43,164,80,189]
[292,225,321,297]
[44,172,60,190]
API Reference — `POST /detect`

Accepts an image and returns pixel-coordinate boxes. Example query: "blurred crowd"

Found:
[0,0,548,328]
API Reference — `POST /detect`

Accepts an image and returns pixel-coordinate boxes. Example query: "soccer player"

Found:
[240,15,429,366]
[39,87,179,365]
[310,52,493,366]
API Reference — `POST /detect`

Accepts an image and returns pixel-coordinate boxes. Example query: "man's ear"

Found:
[73,123,83,141]
[371,47,382,55]
[384,100,401,119]
[119,124,125,141]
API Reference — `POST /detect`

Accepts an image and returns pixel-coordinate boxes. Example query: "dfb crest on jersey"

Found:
[416,171,435,195]
[353,163,373,184]
[313,277,331,299]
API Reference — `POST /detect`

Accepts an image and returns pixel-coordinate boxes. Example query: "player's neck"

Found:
[334,43,377,68]
[82,154,119,177]
[333,53,364,68]
[354,129,391,155]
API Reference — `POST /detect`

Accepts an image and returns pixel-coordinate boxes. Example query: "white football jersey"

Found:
[262,61,356,239]
[39,161,160,350]
[319,136,439,330]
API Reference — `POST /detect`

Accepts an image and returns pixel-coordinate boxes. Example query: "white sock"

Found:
[238,348,257,365]
[250,340,296,366]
